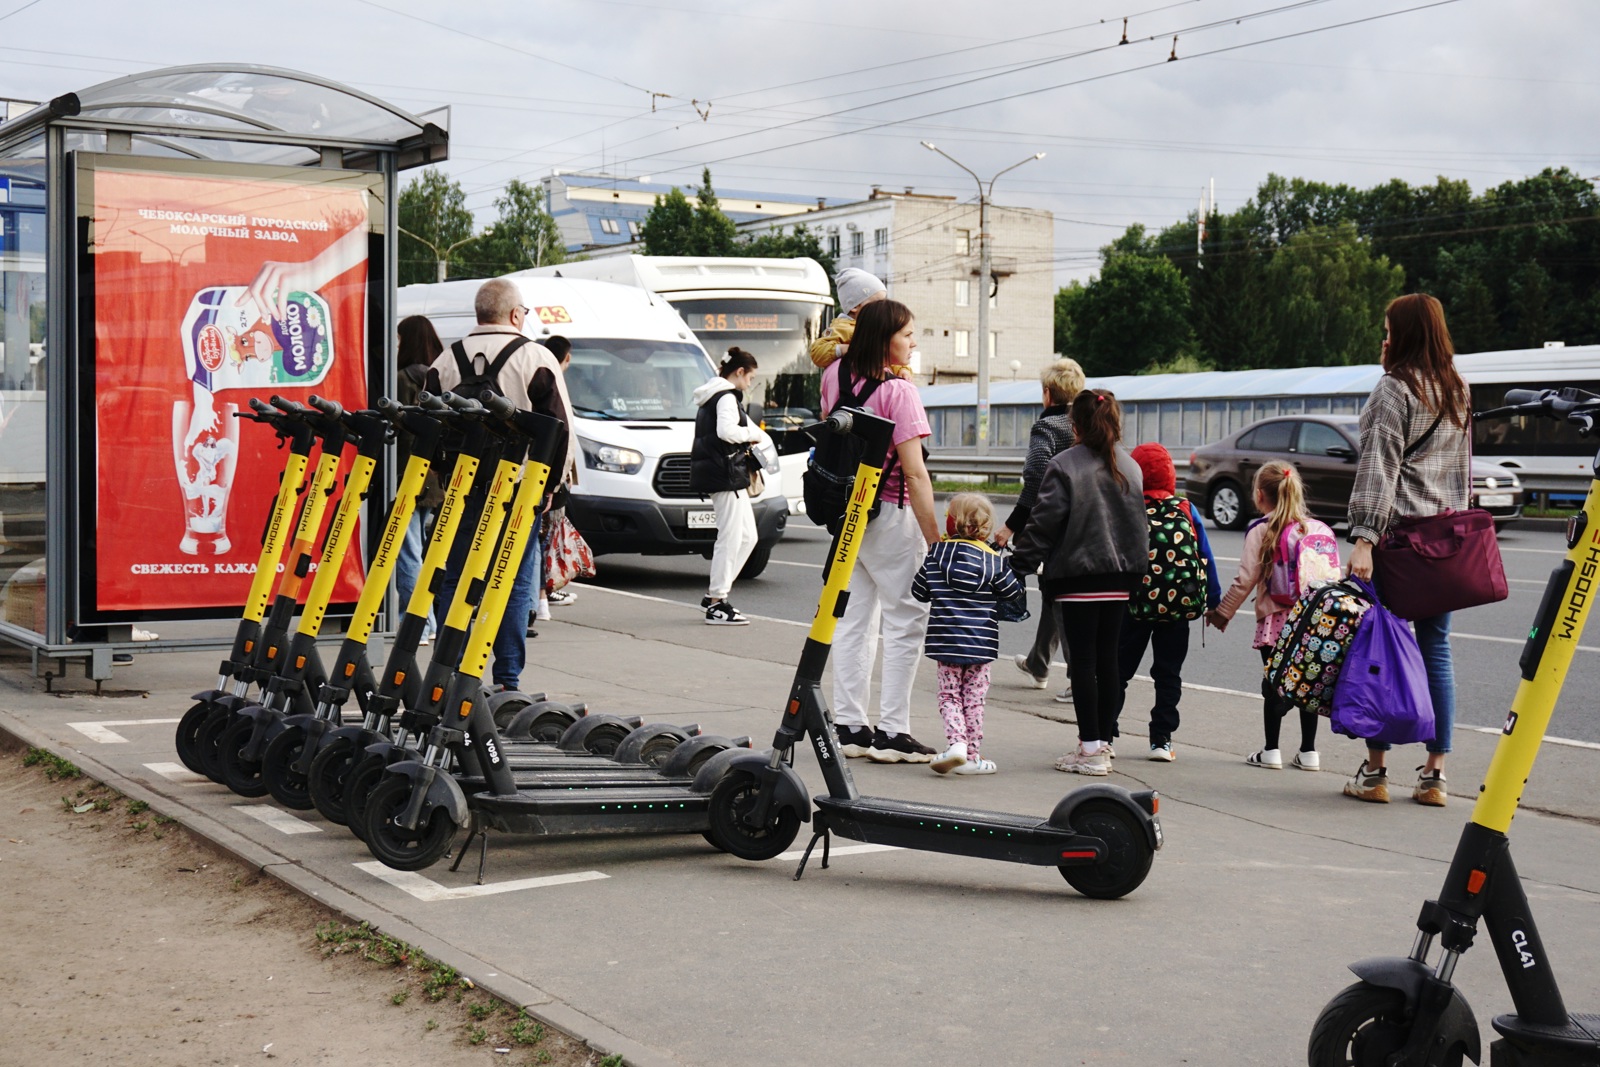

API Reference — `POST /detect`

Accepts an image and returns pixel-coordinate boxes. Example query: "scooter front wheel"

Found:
[196,707,235,783]
[1057,799,1154,900]
[174,700,216,774]
[343,753,393,842]
[308,737,358,825]
[262,726,313,810]
[218,716,270,798]
[707,772,801,861]
[1307,982,1416,1067]
[362,775,460,871]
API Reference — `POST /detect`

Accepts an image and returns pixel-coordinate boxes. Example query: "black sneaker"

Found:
[704,600,749,625]
[836,724,874,758]
[865,728,937,763]
[701,595,717,609]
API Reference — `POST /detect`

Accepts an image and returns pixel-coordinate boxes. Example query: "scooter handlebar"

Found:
[440,391,488,417]
[307,394,345,420]
[414,391,452,414]
[374,396,403,419]
[481,393,516,420]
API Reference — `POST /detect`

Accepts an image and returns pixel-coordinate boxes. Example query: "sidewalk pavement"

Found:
[3,585,1599,1066]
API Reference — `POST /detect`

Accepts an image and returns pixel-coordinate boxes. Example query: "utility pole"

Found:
[398,225,492,283]
[921,143,1044,455]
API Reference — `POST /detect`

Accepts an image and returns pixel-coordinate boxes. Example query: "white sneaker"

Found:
[1246,748,1284,770]
[1292,750,1321,771]
[952,757,997,775]
[1012,654,1048,689]
[1053,686,1074,704]
[536,599,552,622]
[931,742,968,774]
[131,627,159,642]
[1054,744,1110,776]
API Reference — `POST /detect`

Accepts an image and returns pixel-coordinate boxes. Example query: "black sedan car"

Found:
[1184,414,1523,530]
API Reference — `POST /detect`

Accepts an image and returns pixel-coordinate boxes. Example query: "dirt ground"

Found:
[0,743,602,1067]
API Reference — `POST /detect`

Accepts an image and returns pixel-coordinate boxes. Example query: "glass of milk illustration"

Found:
[173,285,334,555]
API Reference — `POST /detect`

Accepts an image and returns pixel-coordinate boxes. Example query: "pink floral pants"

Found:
[936,662,990,758]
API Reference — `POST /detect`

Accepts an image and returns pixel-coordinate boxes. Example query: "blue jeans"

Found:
[437,490,540,690]
[1370,612,1454,756]
[394,509,436,640]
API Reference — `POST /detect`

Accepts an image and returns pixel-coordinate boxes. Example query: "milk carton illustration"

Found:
[172,285,335,555]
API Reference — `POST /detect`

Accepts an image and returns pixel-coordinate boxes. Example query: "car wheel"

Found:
[1209,480,1246,531]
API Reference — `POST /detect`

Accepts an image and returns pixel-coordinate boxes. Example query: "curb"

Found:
[0,708,682,1067]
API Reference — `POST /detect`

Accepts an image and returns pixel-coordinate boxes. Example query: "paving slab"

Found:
[4,584,1599,1066]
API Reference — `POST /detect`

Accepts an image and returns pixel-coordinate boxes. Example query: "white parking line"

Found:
[144,762,209,784]
[573,582,809,628]
[775,842,901,862]
[1463,726,1600,751]
[354,861,607,900]
[768,559,824,570]
[69,718,181,744]
[234,804,323,835]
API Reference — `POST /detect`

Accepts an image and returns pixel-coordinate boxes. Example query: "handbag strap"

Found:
[1402,409,1445,459]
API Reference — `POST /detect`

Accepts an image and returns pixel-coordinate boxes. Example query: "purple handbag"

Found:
[1330,578,1436,745]
[1372,508,1508,620]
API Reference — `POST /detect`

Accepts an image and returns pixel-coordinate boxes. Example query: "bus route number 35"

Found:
[532,306,571,325]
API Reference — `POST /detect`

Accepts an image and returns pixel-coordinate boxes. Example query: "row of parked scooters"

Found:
[169,391,1162,897]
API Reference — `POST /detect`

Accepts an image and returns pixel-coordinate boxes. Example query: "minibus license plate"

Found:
[1479,494,1513,508]
[687,510,717,528]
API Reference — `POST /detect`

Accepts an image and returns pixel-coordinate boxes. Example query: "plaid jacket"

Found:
[1347,373,1471,544]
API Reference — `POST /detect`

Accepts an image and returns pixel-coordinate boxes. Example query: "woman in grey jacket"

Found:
[1010,390,1147,776]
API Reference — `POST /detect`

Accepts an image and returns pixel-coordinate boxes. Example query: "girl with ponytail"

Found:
[1010,389,1148,776]
[1207,461,1340,771]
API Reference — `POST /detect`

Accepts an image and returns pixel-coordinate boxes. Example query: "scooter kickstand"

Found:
[449,812,487,881]
[793,819,831,881]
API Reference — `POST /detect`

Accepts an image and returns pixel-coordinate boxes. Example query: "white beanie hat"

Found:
[835,268,886,316]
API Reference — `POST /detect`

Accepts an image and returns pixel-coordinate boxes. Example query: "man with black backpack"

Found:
[426,278,576,692]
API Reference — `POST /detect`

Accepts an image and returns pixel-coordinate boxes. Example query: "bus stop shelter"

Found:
[0,64,446,682]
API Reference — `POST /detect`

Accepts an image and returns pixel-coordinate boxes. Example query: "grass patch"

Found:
[23,748,80,780]
[933,478,1022,496]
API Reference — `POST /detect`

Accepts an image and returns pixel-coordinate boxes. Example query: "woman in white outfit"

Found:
[820,299,943,763]
[689,348,773,625]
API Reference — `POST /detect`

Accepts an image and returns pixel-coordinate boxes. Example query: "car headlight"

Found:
[579,436,644,475]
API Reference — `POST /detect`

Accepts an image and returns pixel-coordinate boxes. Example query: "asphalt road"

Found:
[584,516,1600,746]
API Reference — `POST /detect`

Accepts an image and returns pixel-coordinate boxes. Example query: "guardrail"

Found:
[927,453,1588,509]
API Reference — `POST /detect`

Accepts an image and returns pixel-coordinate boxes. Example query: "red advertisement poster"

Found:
[89,162,371,615]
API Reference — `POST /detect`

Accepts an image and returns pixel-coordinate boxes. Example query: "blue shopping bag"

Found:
[1329,578,1436,745]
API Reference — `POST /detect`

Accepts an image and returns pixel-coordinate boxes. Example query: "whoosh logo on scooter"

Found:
[1512,930,1537,969]
[1557,544,1600,641]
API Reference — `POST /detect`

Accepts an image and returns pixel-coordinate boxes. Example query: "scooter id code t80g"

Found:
[1307,386,1600,1067]
[703,407,1164,899]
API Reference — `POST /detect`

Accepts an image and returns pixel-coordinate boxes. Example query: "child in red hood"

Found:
[1112,443,1220,761]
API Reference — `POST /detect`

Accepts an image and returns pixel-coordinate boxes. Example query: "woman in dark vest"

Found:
[689,348,772,625]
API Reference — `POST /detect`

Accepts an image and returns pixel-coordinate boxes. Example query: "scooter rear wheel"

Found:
[175,700,216,774]
[707,772,801,861]
[1307,981,1417,1067]
[1057,799,1154,900]
[218,716,270,798]
[262,726,314,810]
[363,774,460,871]
[308,737,359,825]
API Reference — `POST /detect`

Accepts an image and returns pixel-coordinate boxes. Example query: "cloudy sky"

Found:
[4,0,1594,284]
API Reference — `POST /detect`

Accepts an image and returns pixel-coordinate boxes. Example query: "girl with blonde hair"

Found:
[1207,461,1340,770]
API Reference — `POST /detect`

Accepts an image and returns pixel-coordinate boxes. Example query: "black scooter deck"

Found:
[469,786,709,836]
[814,794,1105,867]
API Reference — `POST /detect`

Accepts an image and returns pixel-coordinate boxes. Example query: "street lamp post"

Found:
[921,143,1044,455]
[399,225,493,283]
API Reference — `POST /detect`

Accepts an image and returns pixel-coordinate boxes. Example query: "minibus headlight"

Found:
[579,437,645,474]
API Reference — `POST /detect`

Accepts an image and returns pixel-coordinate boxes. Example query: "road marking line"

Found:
[354,861,608,900]
[234,804,323,835]
[768,559,823,570]
[775,842,902,862]
[1463,726,1600,751]
[572,583,810,628]
[144,762,209,784]
[68,718,181,744]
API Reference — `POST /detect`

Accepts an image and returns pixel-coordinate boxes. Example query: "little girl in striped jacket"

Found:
[912,493,1030,775]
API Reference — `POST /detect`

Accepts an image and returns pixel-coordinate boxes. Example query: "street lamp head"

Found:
[920,141,937,151]
[1033,153,1046,160]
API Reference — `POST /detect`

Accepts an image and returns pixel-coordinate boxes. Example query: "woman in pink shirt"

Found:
[820,299,943,763]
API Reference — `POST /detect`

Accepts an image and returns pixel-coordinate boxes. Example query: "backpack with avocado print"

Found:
[1129,497,1207,623]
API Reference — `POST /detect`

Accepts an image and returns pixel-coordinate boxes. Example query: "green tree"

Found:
[1053,280,1084,356]
[1063,253,1195,377]
[398,169,475,286]
[1263,222,1403,367]
[689,167,738,255]
[472,179,566,276]
[739,223,836,279]
[640,185,696,256]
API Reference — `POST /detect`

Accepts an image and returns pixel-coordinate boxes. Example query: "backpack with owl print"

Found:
[1129,496,1206,623]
